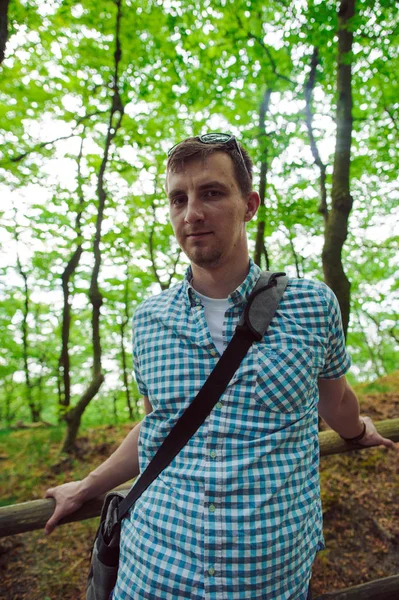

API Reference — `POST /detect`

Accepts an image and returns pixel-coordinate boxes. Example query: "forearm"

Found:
[78,420,142,502]
[318,379,364,439]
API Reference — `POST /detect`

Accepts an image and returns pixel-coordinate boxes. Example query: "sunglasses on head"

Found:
[168,132,249,175]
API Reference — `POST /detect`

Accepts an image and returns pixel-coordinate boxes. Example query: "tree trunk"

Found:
[322,0,355,338]
[62,0,124,452]
[0,0,10,64]
[58,135,85,415]
[304,46,328,223]
[254,88,272,270]
[288,229,302,278]
[20,270,39,421]
[120,259,134,419]
[14,234,39,422]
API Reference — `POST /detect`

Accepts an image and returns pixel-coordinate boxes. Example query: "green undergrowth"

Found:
[0,423,136,507]
[0,423,135,600]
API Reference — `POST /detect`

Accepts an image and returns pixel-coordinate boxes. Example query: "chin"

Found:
[189,250,223,269]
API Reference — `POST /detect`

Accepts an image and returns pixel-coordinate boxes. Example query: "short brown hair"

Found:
[167,136,253,196]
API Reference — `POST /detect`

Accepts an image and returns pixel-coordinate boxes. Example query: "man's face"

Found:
[166,152,258,271]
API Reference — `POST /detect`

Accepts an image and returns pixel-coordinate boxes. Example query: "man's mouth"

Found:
[187,232,212,238]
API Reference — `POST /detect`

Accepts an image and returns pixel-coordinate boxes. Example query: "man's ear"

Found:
[244,191,260,222]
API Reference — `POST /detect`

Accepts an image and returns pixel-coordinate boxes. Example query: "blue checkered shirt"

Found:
[113,260,351,599]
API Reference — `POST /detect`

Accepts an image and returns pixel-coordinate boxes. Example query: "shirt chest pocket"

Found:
[255,345,316,413]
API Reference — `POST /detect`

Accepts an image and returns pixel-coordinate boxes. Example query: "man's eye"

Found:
[172,196,186,206]
[203,190,221,198]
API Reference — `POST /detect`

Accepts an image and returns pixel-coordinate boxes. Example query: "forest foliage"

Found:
[0,0,398,449]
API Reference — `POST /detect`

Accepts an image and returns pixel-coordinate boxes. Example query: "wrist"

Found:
[77,475,99,502]
[339,418,367,443]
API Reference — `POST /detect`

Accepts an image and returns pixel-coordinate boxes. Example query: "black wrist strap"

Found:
[340,419,366,443]
[117,271,288,521]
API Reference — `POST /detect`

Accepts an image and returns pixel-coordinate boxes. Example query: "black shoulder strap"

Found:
[117,271,288,521]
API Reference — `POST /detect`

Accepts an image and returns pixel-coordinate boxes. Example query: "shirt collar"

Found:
[184,258,261,308]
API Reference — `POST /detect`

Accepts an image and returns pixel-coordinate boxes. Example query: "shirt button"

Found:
[210,450,216,459]
[215,402,223,409]
[208,567,215,576]
[210,349,218,357]
[209,504,216,513]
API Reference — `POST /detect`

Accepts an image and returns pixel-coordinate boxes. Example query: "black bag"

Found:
[86,491,127,600]
[86,271,288,600]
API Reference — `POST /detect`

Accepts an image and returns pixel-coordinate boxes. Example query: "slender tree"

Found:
[62,0,124,452]
[120,255,134,420]
[58,134,85,416]
[254,88,272,270]
[322,0,356,337]
[14,224,40,422]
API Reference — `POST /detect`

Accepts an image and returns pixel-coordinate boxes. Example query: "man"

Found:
[45,134,395,599]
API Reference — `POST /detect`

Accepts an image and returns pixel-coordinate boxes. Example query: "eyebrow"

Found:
[168,180,230,200]
[198,181,230,192]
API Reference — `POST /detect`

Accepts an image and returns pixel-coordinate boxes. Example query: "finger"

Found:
[44,502,65,535]
[44,514,58,536]
[43,497,61,535]
[383,438,399,451]
[359,435,394,449]
[45,488,55,498]
[372,436,397,451]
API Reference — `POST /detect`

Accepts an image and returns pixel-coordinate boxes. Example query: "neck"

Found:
[191,260,250,299]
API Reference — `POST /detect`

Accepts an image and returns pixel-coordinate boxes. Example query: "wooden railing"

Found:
[1,418,398,598]
[314,573,399,599]
[0,418,398,538]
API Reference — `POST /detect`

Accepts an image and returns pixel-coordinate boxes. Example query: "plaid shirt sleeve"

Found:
[318,283,351,379]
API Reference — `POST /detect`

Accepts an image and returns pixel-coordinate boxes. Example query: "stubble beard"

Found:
[186,245,223,269]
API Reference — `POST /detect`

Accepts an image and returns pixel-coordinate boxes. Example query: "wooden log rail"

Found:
[314,573,399,599]
[0,418,398,539]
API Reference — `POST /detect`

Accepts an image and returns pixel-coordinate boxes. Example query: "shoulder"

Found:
[282,277,335,308]
[133,280,186,324]
[277,277,340,331]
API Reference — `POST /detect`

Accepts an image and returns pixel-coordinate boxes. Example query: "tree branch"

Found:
[287,228,302,278]
[236,15,296,86]
[1,111,107,165]
[304,46,328,222]
[167,248,182,289]
[384,106,399,136]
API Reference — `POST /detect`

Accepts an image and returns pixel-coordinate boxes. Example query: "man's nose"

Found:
[184,198,204,223]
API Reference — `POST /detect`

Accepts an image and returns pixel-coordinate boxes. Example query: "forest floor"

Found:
[0,372,398,600]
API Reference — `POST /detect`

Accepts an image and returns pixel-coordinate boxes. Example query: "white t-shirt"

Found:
[194,290,229,355]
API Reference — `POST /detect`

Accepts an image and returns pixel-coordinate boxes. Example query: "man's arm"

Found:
[44,396,153,535]
[317,377,396,449]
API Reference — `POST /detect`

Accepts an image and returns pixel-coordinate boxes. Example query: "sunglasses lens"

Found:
[199,133,232,144]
